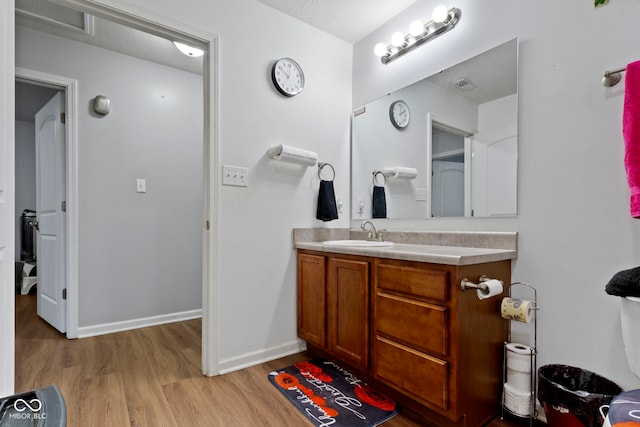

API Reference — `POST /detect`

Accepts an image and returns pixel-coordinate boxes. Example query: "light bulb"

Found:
[409,20,425,37]
[374,42,388,57]
[391,32,405,47]
[173,41,204,57]
[432,5,449,23]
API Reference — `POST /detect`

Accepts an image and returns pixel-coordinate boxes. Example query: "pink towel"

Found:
[624,60,640,218]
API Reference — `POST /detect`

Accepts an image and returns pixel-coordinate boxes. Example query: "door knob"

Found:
[29,220,39,231]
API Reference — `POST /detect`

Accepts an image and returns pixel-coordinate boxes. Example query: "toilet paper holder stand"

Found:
[501,281,539,424]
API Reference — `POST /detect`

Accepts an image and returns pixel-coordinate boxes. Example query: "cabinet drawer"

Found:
[376,263,449,301]
[374,336,448,410]
[376,293,448,356]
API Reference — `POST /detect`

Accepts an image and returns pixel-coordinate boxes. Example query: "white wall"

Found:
[478,94,517,133]
[354,0,640,390]
[16,27,204,327]
[14,120,35,261]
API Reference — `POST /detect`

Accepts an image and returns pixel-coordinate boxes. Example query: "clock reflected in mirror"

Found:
[271,57,305,97]
[389,100,410,129]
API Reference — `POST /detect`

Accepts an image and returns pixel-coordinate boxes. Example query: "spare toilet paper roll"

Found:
[503,382,533,416]
[501,297,534,322]
[507,368,531,394]
[477,279,503,300]
[506,343,534,393]
[506,343,534,372]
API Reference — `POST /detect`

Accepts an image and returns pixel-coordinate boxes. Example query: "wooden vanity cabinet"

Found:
[373,258,510,427]
[297,249,510,427]
[297,252,326,348]
[297,251,370,371]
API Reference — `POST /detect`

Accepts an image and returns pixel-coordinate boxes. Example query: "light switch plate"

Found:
[222,165,248,187]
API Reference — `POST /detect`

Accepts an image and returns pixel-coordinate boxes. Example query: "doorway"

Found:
[2,0,219,395]
[14,79,67,334]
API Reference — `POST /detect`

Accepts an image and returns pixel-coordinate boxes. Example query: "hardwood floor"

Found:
[14,294,543,426]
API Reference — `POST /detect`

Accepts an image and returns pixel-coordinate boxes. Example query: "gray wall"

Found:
[16,26,204,327]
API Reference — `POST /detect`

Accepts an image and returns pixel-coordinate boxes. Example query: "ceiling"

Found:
[256,0,419,43]
[15,0,203,75]
[426,39,518,105]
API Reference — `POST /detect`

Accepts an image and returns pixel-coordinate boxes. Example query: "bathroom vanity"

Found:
[294,229,517,427]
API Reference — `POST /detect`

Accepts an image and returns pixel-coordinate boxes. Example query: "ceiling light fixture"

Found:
[374,5,461,65]
[173,41,204,58]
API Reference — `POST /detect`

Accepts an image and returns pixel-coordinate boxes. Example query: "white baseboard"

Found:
[76,309,202,338]
[536,403,547,423]
[217,340,307,375]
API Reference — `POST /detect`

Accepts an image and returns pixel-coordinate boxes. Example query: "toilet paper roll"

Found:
[501,297,534,322]
[507,368,531,394]
[503,382,533,416]
[477,279,503,300]
[506,343,534,372]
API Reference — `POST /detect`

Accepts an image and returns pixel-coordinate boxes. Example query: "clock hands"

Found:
[279,63,291,79]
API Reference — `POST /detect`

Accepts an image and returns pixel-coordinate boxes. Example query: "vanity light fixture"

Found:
[374,5,461,65]
[173,41,204,57]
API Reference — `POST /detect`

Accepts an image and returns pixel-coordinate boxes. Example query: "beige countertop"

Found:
[293,228,517,266]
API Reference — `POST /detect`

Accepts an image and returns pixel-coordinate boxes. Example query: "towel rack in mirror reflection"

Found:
[602,66,626,87]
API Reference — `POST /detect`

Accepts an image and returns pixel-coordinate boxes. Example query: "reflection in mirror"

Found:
[351,38,518,220]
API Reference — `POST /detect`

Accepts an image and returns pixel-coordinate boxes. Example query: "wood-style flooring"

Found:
[14,294,542,426]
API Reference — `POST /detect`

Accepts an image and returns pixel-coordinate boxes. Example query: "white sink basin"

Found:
[322,240,394,247]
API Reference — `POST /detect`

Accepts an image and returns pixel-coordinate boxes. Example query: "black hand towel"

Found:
[316,180,338,222]
[372,185,387,218]
[605,266,640,297]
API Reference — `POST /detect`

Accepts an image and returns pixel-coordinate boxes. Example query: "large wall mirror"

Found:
[351,38,518,220]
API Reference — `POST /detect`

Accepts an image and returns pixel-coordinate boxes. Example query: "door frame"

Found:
[0,0,16,398]
[17,70,78,337]
[2,0,220,394]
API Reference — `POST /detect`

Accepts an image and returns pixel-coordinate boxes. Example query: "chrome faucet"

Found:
[361,220,384,241]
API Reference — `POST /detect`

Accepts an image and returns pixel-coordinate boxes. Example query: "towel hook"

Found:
[372,170,386,186]
[318,162,335,181]
[602,66,626,87]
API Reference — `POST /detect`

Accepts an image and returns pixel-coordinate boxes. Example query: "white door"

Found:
[35,92,66,333]
[471,128,517,217]
[432,160,464,217]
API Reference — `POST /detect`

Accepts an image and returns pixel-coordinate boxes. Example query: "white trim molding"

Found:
[0,0,16,397]
[77,309,203,338]
[218,340,307,375]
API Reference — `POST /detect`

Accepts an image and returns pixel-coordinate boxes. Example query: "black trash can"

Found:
[0,385,66,426]
[538,364,622,427]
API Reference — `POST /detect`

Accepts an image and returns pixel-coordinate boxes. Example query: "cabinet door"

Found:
[327,257,369,370]
[297,253,326,348]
